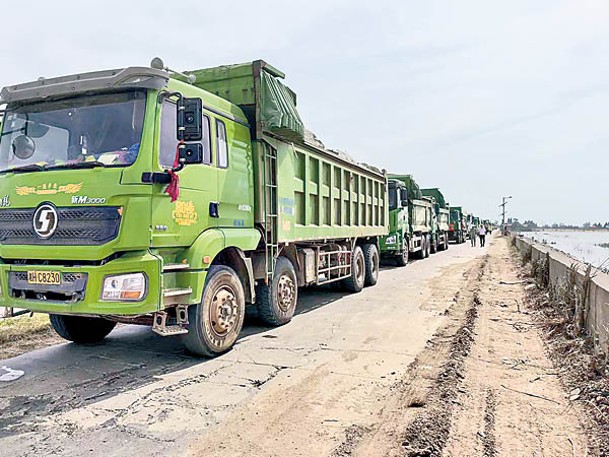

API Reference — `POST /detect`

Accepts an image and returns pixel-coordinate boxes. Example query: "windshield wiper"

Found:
[9,164,47,173]
[50,161,107,170]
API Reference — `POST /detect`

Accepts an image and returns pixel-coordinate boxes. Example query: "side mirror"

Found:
[401,200,408,208]
[178,143,203,165]
[177,97,203,141]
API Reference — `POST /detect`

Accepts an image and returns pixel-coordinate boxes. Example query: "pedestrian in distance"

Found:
[469,225,477,247]
[478,225,487,247]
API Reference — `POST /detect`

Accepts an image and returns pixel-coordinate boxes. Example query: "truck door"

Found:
[150,100,217,248]
[213,118,253,230]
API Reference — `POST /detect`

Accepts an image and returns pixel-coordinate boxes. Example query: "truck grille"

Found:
[0,207,121,245]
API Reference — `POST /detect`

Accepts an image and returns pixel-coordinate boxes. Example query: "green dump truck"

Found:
[379,175,432,265]
[0,59,387,356]
[449,206,466,243]
[421,188,450,252]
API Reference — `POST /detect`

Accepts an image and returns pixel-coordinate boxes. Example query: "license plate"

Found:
[27,270,62,285]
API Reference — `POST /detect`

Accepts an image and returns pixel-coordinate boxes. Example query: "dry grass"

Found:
[0,313,62,359]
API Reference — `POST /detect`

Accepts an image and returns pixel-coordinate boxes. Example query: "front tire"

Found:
[396,237,409,267]
[184,265,245,357]
[50,315,116,343]
[342,246,365,293]
[256,257,298,326]
[362,244,379,287]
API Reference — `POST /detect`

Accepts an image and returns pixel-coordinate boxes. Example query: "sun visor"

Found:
[0,67,170,104]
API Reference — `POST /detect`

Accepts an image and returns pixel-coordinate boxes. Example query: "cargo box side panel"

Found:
[270,140,387,243]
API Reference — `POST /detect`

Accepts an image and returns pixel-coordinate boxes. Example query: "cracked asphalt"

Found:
[0,242,487,457]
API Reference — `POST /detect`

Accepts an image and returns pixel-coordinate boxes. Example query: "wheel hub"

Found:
[210,287,238,336]
[356,256,364,283]
[277,275,296,312]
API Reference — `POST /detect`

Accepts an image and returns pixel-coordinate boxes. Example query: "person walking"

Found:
[469,225,477,247]
[478,225,487,247]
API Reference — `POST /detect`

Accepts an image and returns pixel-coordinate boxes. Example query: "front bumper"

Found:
[0,251,162,316]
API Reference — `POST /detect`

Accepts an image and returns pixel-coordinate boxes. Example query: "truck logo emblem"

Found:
[33,204,58,239]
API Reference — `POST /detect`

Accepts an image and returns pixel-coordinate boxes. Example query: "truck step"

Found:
[152,325,189,337]
[163,263,190,272]
[152,310,189,337]
[163,288,192,297]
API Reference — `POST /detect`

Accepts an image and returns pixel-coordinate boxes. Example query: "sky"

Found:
[1,0,607,225]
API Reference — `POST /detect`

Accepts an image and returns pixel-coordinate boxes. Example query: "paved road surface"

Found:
[0,241,486,457]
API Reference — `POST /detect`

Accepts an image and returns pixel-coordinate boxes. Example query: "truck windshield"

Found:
[388,188,398,211]
[0,90,146,173]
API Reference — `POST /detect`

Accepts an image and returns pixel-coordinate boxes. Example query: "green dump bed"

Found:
[421,188,448,209]
[188,60,303,141]
[191,60,387,243]
[388,174,422,200]
[422,188,449,231]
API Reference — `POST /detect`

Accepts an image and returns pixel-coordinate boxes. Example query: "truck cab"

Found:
[380,179,409,266]
[0,65,262,355]
[448,206,467,244]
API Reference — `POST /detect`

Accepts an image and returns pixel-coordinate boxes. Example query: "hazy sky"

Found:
[1,0,607,225]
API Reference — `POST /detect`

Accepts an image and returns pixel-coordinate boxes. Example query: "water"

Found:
[522,230,609,270]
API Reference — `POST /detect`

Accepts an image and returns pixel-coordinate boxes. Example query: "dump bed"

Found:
[388,174,422,200]
[421,188,448,209]
[188,60,303,141]
[191,60,387,243]
[438,208,450,231]
[411,199,432,233]
[257,137,388,243]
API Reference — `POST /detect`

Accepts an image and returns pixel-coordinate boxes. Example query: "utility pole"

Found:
[499,196,512,226]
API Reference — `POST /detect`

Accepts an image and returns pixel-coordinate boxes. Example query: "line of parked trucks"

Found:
[0,59,490,357]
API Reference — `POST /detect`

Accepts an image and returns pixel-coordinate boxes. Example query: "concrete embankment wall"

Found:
[513,236,609,355]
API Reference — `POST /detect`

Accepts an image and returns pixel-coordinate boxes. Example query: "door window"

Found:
[216,119,228,168]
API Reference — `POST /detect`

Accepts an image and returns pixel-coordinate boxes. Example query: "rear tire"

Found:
[342,246,365,293]
[430,235,437,254]
[416,237,425,260]
[184,265,245,357]
[362,244,379,287]
[256,257,298,326]
[49,315,116,343]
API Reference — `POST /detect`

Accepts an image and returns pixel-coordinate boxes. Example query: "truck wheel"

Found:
[430,235,437,254]
[362,244,379,287]
[342,246,365,293]
[396,238,409,267]
[416,238,425,260]
[256,257,298,326]
[49,315,116,343]
[184,265,245,357]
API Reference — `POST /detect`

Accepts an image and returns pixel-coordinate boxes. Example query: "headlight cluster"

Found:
[101,273,147,301]
[385,235,397,245]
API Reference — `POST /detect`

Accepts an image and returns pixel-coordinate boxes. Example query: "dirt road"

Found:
[0,237,591,456]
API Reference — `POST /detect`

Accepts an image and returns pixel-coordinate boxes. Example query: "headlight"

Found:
[101,273,147,301]
[385,235,397,245]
